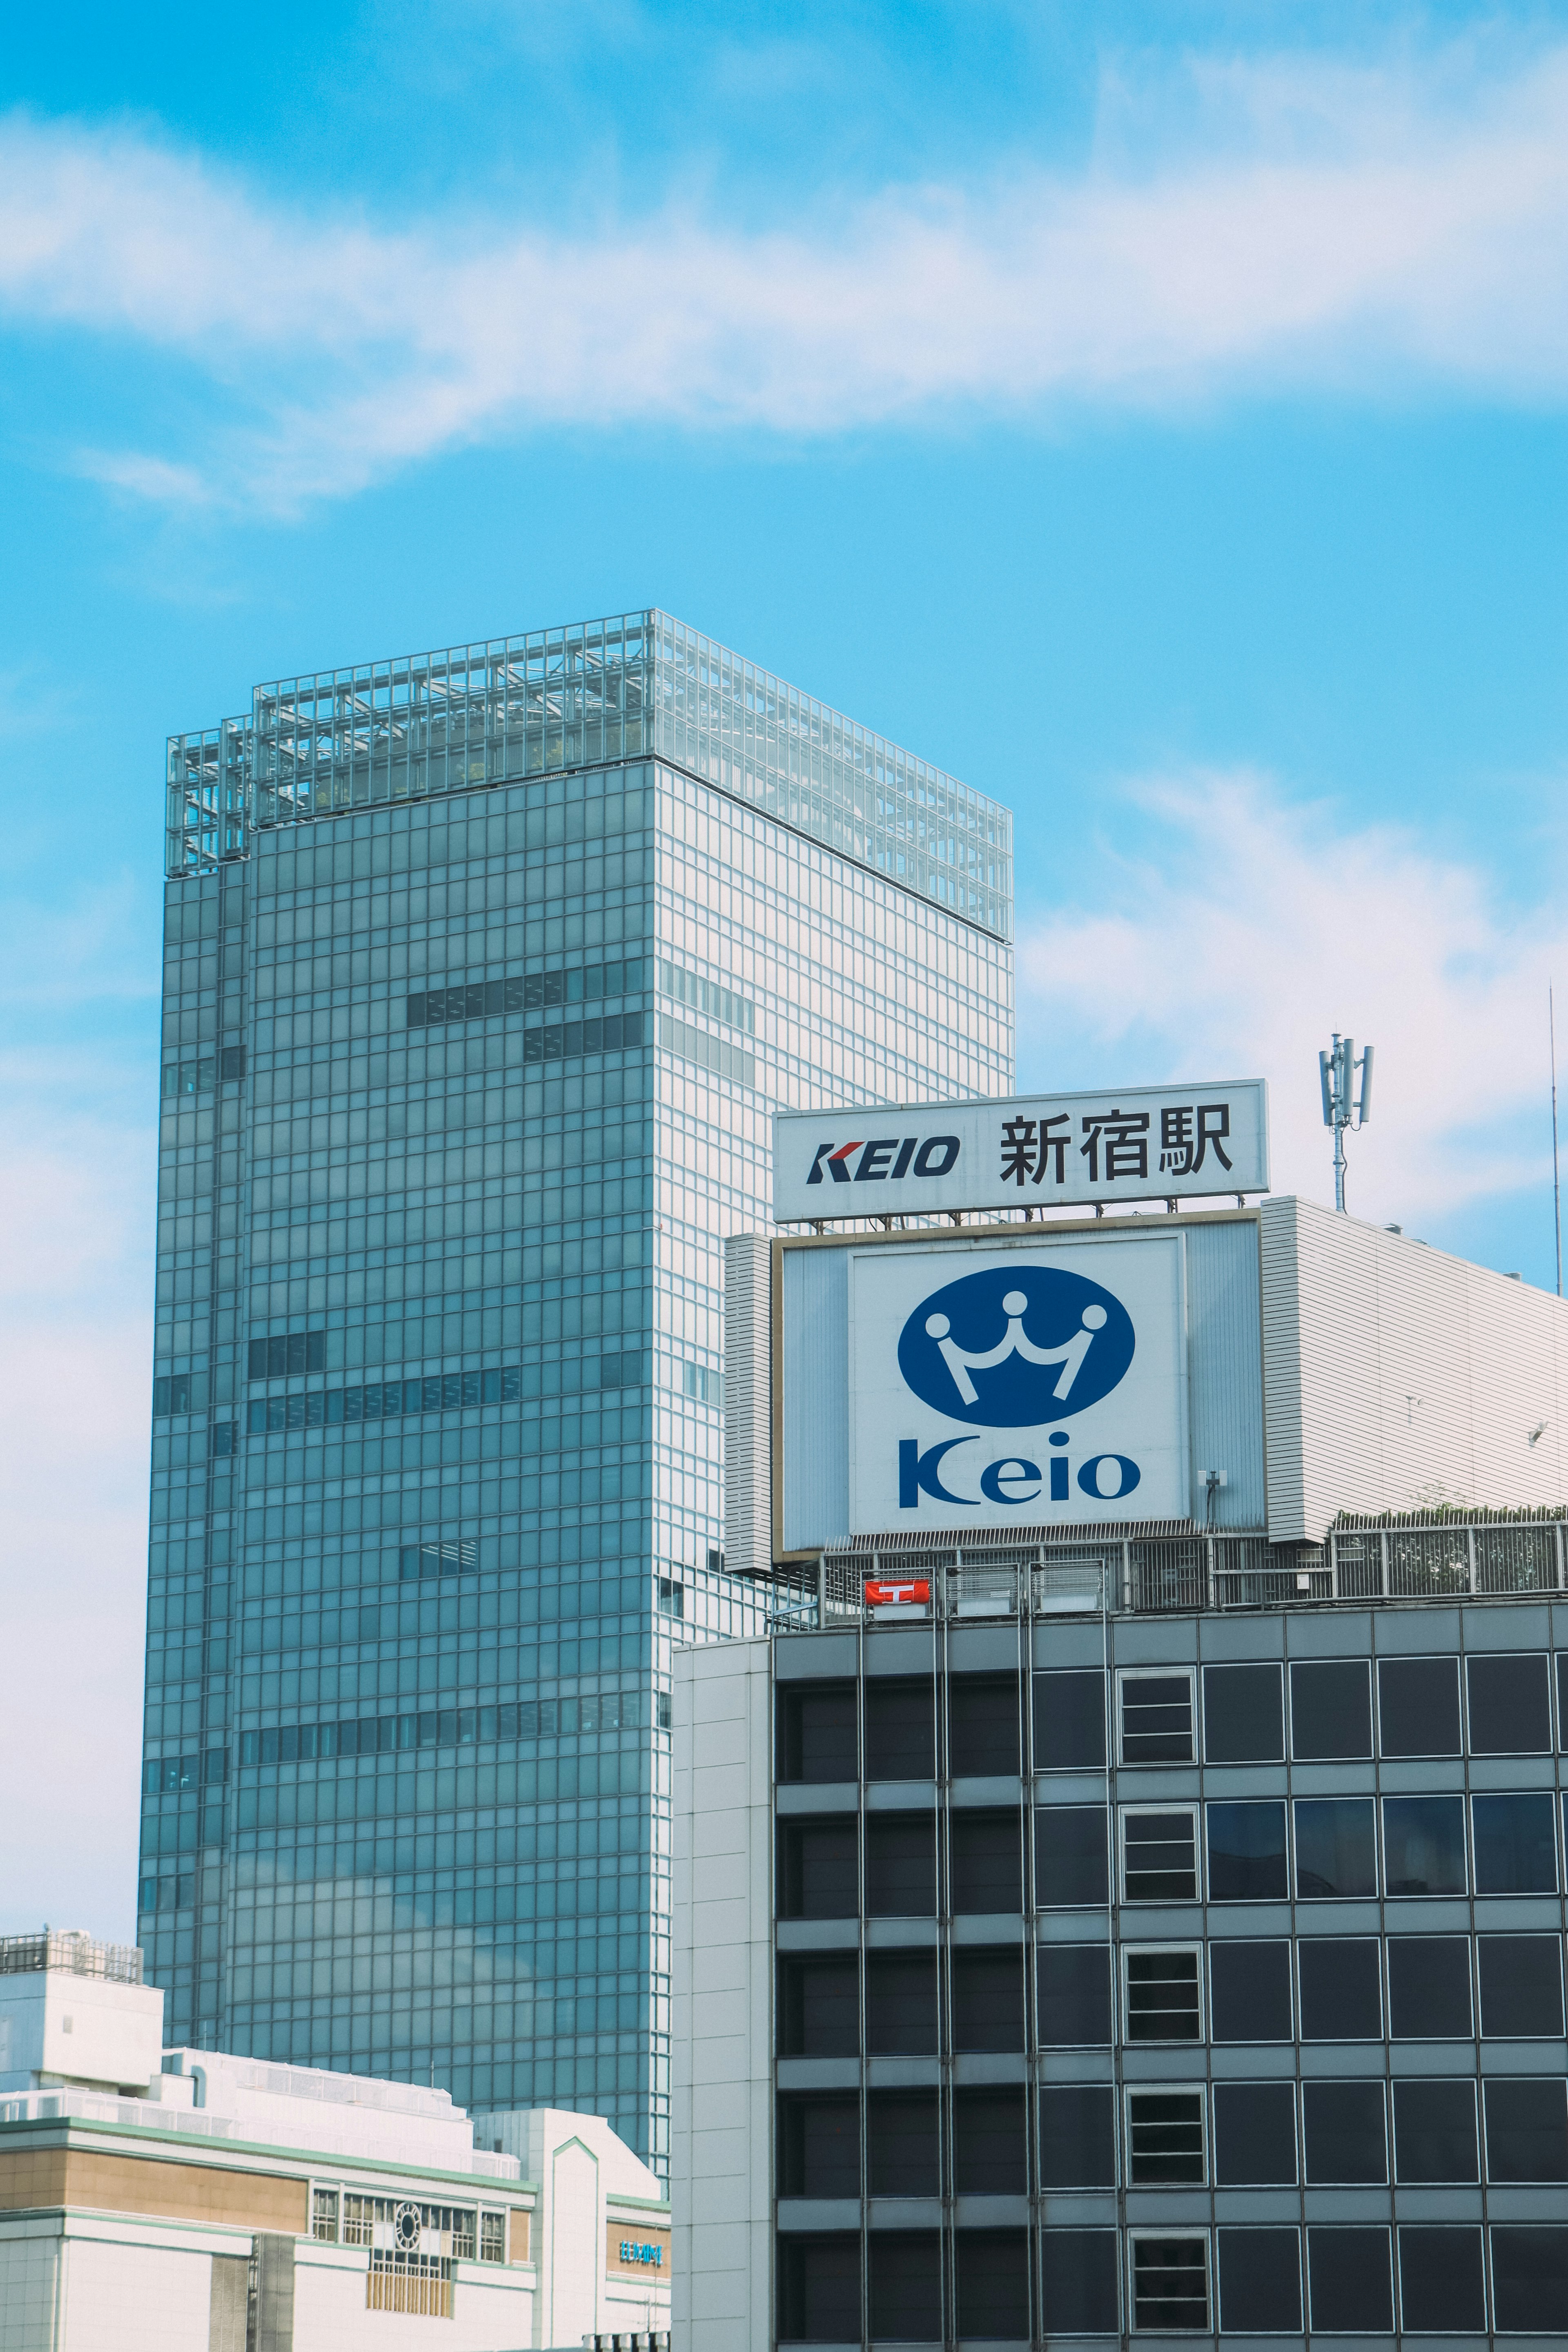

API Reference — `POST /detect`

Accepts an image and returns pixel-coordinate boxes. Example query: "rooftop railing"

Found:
[804,1511,1568,1624]
[0,1931,143,1984]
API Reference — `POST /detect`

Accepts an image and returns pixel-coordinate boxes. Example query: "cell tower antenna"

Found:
[1551,985,1562,1298]
[1319,1032,1373,1212]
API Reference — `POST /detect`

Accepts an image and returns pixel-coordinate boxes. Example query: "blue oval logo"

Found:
[897,1265,1135,1428]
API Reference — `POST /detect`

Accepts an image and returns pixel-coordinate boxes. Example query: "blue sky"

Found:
[2,0,1567,1932]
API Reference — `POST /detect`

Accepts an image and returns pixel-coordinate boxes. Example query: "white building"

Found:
[0,1930,669,2352]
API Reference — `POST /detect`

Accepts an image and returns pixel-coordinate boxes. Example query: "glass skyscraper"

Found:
[139,609,1014,2173]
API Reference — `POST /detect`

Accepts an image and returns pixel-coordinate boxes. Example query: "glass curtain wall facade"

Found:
[141,611,1013,2174]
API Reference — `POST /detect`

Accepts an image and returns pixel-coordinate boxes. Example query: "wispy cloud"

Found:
[1016,771,1568,1228]
[2,40,1567,508]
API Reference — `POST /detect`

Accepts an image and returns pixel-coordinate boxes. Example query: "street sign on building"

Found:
[772,1080,1269,1223]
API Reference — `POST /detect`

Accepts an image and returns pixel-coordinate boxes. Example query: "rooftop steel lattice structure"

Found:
[166,608,1013,938]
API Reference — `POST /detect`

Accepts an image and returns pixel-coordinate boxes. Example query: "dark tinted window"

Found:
[777,1820,857,1918]
[1298,1938,1382,2040]
[1038,1943,1112,2046]
[1383,1794,1467,1895]
[1307,2228,1392,2332]
[865,1815,935,1916]
[1127,2089,1205,2184]
[1033,1668,1105,1771]
[1468,1652,1551,1754]
[1121,1808,1197,1902]
[1397,2227,1486,2334]
[1203,1662,1283,1762]
[1388,1936,1472,2038]
[1478,1933,1565,2038]
[1217,2229,1301,2334]
[1491,2226,1568,2334]
[1290,1658,1372,1759]
[1472,1791,1558,1893]
[866,2093,939,2197]
[1035,1806,1108,1907]
[1484,2078,1568,2181]
[1040,2229,1119,2334]
[1379,1654,1461,1756]
[951,1947,1025,2053]
[1294,1796,1377,1898]
[778,1957,858,2057]
[1304,2079,1387,2183]
[949,1811,1022,1914]
[948,1673,1020,1776]
[778,2096,860,2197]
[777,2237,860,2342]
[1393,2078,1478,2182]
[865,1951,938,2054]
[954,2086,1026,2194]
[1125,1947,1201,2043]
[1131,2238,1208,2332]
[1119,1671,1193,1763]
[864,1677,934,1780]
[1211,1939,1293,2042]
[868,2232,940,2341]
[1206,1801,1287,1901]
[1040,2085,1116,2189]
[1213,2081,1296,2185]
[955,2230,1028,2340]
[777,1683,857,1784]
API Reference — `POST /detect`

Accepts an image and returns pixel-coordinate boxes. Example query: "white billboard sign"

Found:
[773,1080,1268,1223]
[847,1235,1189,1534]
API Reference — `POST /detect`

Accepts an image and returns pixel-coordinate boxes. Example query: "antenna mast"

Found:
[1319,1033,1374,1212]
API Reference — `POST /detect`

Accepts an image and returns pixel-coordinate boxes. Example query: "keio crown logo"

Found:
[897,1265,1134,1427]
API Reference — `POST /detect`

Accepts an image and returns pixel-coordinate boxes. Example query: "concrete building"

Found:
[672,1200,1568,2347]
[0,1929,668,2350]
[144,609,1013,2170]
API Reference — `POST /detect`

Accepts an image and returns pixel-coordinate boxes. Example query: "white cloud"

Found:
[1016,772,1568,1227]
[1,39,1568,507]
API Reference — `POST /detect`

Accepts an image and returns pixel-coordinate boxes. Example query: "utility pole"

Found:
[1319,1033,1374,1212]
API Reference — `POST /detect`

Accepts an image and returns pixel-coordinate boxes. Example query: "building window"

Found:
[865,1814,937,1917]
[1290,1658,1372,1760]
[1032,1668,1105,1769]
[866,2091,939,2196]
[1303,2080,1388,2184]
[1120,1807,1198,1903]
[865,1951,938,2055]
[1383,1794,1467,1895]
[777,2096,860,2198]
[868,2232,940,2341]
[777,1821,858,1920]
[1306,2227,1392,2333]
[1038,1943,1113,2047]
[1388,1935,1472,2039]
[1472,1791,1559,1893]
[1205,1800,1287,1901]
[1123,1946,1203,2043]
[1212,2081,1297,2186]
[479,2213,506,2263]
[312,2187,339,2243]
[1034,1805,1109,1908]
[778,1957,859,2059]
[864,1678,935,1779]
[1396,2227,1486,2335]
[777,2237,860,2344]
[1130,2234,1209,2332]
[1377,1655,1461,1757]
[775,1682,857,1784]
[1039,2085,1116,2189]
[1117,1670,1194,1764]
[950,1947,1025,2054]
[1040,2229,1119,2334]
[1477,1933,1565,2038]
[953,2086,1027,2194]
[1482,2078,1568,2182]
[1293,1796,1376,1898]
[1127,2088,1205,2184]
[681,1360,723,1407]
[1392,2078,1478,2183]
[1216,2228,1302,2335]
[1297,1937,1382,2040]
[1201,1662,1283,1763]
[1209,1939,1292,2042]
[1468,1653,1552,1754]
[948,1673,1020,1776]
[343,2195,374,2247]
[246,1329,325,1379]
[947,1810,1021,1914]
[1492,2226,1568,2334]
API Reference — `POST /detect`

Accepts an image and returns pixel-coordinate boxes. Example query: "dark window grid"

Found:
[1472,1790,1560,1895]
[246,1364,521,1433]
[1483,2077,1568,2184]
[1119,1806,1199,1904]
[1377,1653,1463,1758]
[1467,1651,1552,1756]
[1204,1799,1289,1904]
[1128,2232,1210,2334]
[1122,1945,1204,2045]
[1117,1668,1195,1766]
[1125,2086,1206,2185]
[1293,1794,1378,1900]
[1382,1792,1468,1898]
[1392,2076,1480,2184]
[1201,1660,1285,1764]
[1210,2079,1299,2188]
[1290,1655,1374,1760]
